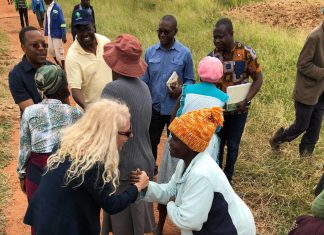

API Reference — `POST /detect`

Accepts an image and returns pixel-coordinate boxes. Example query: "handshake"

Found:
[129,169,149,192]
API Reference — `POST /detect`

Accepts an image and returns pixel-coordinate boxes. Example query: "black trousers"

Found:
[18,8,29,28]
[149,108,171,161]
[284,93,324,153]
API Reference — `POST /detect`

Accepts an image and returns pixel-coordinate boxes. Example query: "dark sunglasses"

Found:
[118,125,133,138]
[32,42,48,49]
[156,29,173,35]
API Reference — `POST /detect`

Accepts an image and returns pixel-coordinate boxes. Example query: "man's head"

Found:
[157,15,178,49]
[44,0,53,5]
[213,18,234,52]
[81,0,90,9]
[20,26,47,68]
[72,9,95,49]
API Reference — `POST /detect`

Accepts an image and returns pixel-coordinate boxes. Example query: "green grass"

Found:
[0,30,12,235]
[25,0,324,234]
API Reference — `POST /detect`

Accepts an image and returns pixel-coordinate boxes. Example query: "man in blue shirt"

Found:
[142,15,194,176]
[9,26,52,113]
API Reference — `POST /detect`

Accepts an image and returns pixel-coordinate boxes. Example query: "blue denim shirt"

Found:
[141,41,194,115]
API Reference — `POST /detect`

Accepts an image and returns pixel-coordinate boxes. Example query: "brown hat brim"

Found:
[103,43,147,78]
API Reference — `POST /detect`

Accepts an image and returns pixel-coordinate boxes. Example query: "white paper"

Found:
[226,83,252,111]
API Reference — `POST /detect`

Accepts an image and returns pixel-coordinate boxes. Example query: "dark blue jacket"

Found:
[45,2,66,40]
[24,159,138,235]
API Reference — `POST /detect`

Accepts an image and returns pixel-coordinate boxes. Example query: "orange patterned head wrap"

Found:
[168,107,224,152]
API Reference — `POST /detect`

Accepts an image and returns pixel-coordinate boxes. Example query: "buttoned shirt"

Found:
[208,41,262,93]
[18,99,82,177]
[142,40,194,115]
[66,34,112,106]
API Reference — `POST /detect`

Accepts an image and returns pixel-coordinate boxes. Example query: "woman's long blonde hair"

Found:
[47,99,130,193]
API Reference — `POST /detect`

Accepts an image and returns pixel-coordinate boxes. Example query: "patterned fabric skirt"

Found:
[25,152,50,201]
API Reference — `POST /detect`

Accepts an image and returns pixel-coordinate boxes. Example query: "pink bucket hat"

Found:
[103,34,147,78]
[198,56,223,83]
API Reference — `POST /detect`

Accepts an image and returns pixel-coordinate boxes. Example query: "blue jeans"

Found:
[217,112,248,182]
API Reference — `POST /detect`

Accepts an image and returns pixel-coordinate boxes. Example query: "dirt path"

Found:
[0,1,179,234]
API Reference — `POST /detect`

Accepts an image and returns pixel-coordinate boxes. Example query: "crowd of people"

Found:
[6,0,324,234]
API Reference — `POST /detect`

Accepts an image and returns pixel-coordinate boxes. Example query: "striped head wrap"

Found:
[169,107,224,152]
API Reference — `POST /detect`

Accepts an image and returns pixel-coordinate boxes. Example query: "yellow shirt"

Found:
[66,34,112,106]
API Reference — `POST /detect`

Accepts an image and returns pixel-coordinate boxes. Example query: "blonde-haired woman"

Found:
[24,99,149,235]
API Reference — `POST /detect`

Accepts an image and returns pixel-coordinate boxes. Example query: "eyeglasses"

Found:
[32,42,48,49]
[156,29,173,35]
[118,125,133,138]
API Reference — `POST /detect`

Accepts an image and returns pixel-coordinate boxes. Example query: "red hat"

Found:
[103,34,147,78]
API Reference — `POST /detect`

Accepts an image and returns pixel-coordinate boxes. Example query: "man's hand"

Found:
[168,86,182,99]
[20,178,26,194]
[236,99,249,112]
[62,38,67,44]
[129,168,141,185]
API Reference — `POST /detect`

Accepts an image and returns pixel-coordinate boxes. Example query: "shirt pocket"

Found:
[148,57,161,73]
[171,58,184,79]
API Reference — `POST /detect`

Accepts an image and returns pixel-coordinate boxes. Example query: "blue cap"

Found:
[72,9,92,27]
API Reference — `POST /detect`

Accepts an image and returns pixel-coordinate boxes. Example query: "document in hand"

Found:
[166,71,182,91]
[226,83,252,111]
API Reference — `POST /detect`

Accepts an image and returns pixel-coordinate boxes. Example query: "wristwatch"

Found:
[245,98,251,107]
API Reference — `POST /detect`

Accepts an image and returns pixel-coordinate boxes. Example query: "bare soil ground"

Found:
[227,0,323,31]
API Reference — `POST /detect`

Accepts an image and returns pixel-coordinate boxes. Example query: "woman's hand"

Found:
[19,178,26,194]
[133,170,149,192]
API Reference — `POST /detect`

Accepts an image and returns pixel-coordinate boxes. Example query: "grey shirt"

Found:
[101,77,155,180]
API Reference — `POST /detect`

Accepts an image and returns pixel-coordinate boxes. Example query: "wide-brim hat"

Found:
[103,34,147,78]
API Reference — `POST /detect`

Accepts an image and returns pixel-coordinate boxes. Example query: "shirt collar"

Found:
[21,56,35,72]
[155,40,180,52]
[74,34,99,55]
[213,41,238,56]
[176,151,205,183]
[49,1,55,7]
[41,98,62,104]
[21,55,49,72]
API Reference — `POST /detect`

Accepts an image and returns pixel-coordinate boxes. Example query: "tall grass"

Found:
[57,1,323,234]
